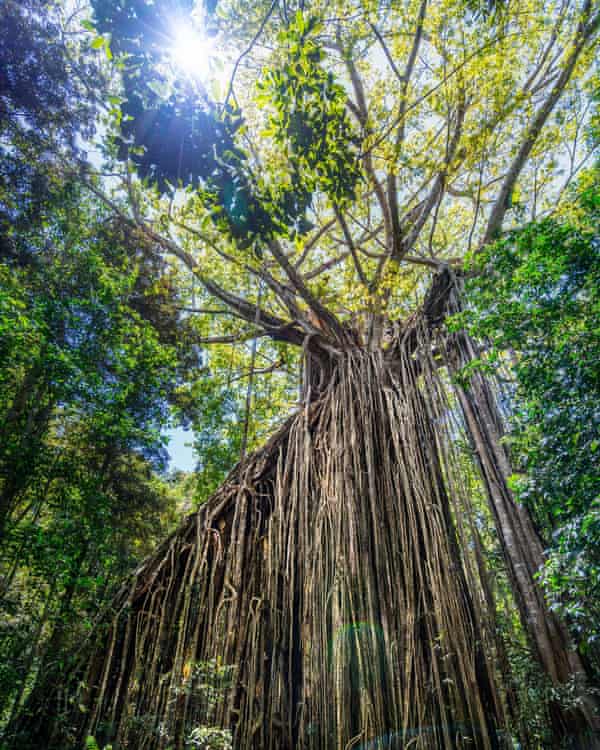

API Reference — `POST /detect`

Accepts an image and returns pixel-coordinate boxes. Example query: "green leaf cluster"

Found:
[257,12,360,209]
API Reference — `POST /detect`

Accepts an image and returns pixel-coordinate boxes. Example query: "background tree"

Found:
[460,157,600,648]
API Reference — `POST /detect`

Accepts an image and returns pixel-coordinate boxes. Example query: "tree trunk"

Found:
[13,347,509,750]
[0,366,54,539]
[445,286,600,747]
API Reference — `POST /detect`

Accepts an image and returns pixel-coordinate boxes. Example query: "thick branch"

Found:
[398,100,466,259]
[377,1,427,259]
[267,238,348,346]
[343,48,395,258]
[335,208,369,286]
[483,1,600,244]
[80,176,306,346]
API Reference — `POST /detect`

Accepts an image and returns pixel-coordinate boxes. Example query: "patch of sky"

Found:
[165,425,197,472]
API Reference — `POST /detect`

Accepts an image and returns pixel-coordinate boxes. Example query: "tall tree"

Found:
[4,0,600,748]
[458,158,600,656]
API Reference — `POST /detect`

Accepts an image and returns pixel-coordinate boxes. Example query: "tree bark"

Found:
[11,348,509,750]
[447,314,600,747]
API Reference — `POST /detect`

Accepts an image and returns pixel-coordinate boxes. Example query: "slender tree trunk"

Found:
[5,546,89,742]
[4,582,56,728]
[446,301,600,746]
[0,368,54,538]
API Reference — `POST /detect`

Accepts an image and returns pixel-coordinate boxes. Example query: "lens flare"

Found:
[169,22,213,80]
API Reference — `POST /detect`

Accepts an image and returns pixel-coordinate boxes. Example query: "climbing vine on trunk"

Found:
[18,311,514,749]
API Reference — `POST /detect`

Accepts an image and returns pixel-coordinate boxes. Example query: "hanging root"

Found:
[30,329,512,750]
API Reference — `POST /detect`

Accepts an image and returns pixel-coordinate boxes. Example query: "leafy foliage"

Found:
[0,144,206,739]
[92,0,271,249]
[92,2,358,246]
[257,13,360,210]
[0,0,98,144]
[187,726,233,749]
[92,0,252,211]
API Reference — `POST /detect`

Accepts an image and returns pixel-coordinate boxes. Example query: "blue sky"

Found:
[165,426,197,472]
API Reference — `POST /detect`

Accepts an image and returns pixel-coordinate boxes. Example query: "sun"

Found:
[169,22,213,80]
